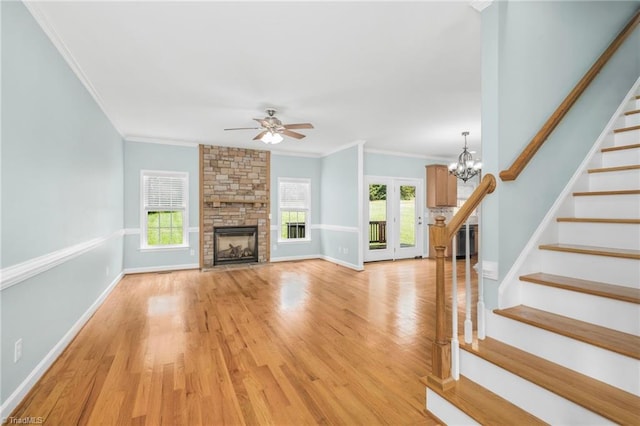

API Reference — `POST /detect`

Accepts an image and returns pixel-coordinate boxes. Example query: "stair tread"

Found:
[601,143,640,152]
[494,305,640,359]
[556,217,640,224]
[425,374,546,425]
[520,272,640,304]
[588,164,640,173]
[539,243,640,259]
[614,124,640,133]
[460,336,640,425]
[624,109,640,116]
[573,189,640,196]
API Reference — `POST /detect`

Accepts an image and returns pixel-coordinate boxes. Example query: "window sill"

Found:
[139,244,190,253]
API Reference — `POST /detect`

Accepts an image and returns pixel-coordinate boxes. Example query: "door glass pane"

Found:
[368,184,387,250]
[399,185,416,248]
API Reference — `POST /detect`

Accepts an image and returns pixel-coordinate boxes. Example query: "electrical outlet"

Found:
[338,246,342,254]
[344,248,349,254]
[190,249,195,256]
[272,244,277,251]
[14,338,22,363]
[105,266,110,277]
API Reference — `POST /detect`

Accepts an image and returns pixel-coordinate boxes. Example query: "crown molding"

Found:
[23,2,123,138]
[469,0,493,13]
[126,135,200,148]
[364,147,453,163]
[321,139,366,157]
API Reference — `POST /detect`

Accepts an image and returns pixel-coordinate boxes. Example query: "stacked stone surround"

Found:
[200,145,270,268]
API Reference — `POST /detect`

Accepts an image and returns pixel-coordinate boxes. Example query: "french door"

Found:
[364,177,423,262]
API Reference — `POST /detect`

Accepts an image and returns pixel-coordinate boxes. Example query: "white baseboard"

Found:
[0,272,124,419]
[270,255,321,263]
[270,254,363,271]
[319,255,364,271]
[123,264,200,274]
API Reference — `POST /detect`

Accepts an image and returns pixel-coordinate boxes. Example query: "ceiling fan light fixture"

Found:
[261,131,283,144]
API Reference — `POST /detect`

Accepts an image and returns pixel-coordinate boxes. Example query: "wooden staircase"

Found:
[426,93,640,424]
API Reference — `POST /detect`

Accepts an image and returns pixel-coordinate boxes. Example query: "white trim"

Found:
[126,136,199,148]
[0,272,124,419]
[357,142,364,269]
[138,245,190,253]
[364,148,452,163]
[271,150,323,158]
[23,3,123,138]
[270,254,320,263]
[270,255,363,271]
[0,230,124,291]
[498,76,640,308]
[125,226,199,235]
[469,0,494,13]
[319,255,364,271]
[314,224,359,233]
[123,264,200,275]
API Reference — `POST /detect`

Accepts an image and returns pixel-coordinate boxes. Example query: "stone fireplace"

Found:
[200,145,270,269]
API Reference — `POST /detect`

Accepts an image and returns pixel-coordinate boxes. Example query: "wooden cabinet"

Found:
[426,165,457,207]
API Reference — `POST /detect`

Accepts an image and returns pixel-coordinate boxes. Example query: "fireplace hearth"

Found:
[214,226,258,266]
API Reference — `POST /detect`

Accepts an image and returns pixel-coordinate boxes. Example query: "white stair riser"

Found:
[574,194,640,218]
[588,169,640,191]
[539,250,640,288]
[625,112,640,127]
[601,147,640,167]
[426,390,479,425]
[459,351,613,425]
[615,128,640,146]
[486,311,640,395]
[557,221,640,250]
[521,282,640,335]
[629,99,640,110]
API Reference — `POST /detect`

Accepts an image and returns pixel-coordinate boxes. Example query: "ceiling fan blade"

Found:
[283,123,314,130]
[282,129,306,140]
[224,127,261,131]
[253,130,268,141]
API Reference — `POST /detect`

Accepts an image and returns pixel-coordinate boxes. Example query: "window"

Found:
[278,178,310,242]
[141,170,188,249]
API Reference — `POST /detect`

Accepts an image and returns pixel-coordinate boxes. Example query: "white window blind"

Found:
[279,180,310,210]
[143,175,186,210]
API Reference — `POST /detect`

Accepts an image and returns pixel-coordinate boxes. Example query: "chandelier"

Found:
[449,131,481,183]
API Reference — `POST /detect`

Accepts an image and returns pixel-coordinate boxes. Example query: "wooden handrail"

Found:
[499,8,640,182]
[446,174,497,240]
[427,174,497,390]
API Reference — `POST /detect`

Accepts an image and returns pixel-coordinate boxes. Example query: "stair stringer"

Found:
[497,76,640,309]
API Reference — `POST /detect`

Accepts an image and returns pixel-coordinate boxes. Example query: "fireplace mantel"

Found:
[206,197,268,207]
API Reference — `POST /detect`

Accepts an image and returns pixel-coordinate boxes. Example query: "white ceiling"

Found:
[28,1,482,159]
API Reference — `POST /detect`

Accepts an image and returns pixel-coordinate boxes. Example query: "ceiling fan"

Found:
[224,108,314,144]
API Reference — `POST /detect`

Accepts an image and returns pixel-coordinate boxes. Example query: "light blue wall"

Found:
[320,145,361,266]
[123,141,199,270]
[364,151,438,179]
[270,154,322,259]
[1,1,124,406]
[481,1,640,307]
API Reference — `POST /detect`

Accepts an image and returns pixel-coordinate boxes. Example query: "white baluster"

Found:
[451,234,460,380]
[477,208,486,340]
[464,220,473,344]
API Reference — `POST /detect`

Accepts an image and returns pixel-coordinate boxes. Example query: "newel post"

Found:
[427,216,455,390]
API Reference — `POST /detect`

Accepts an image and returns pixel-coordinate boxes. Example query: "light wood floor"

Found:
[12,258,477,425]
